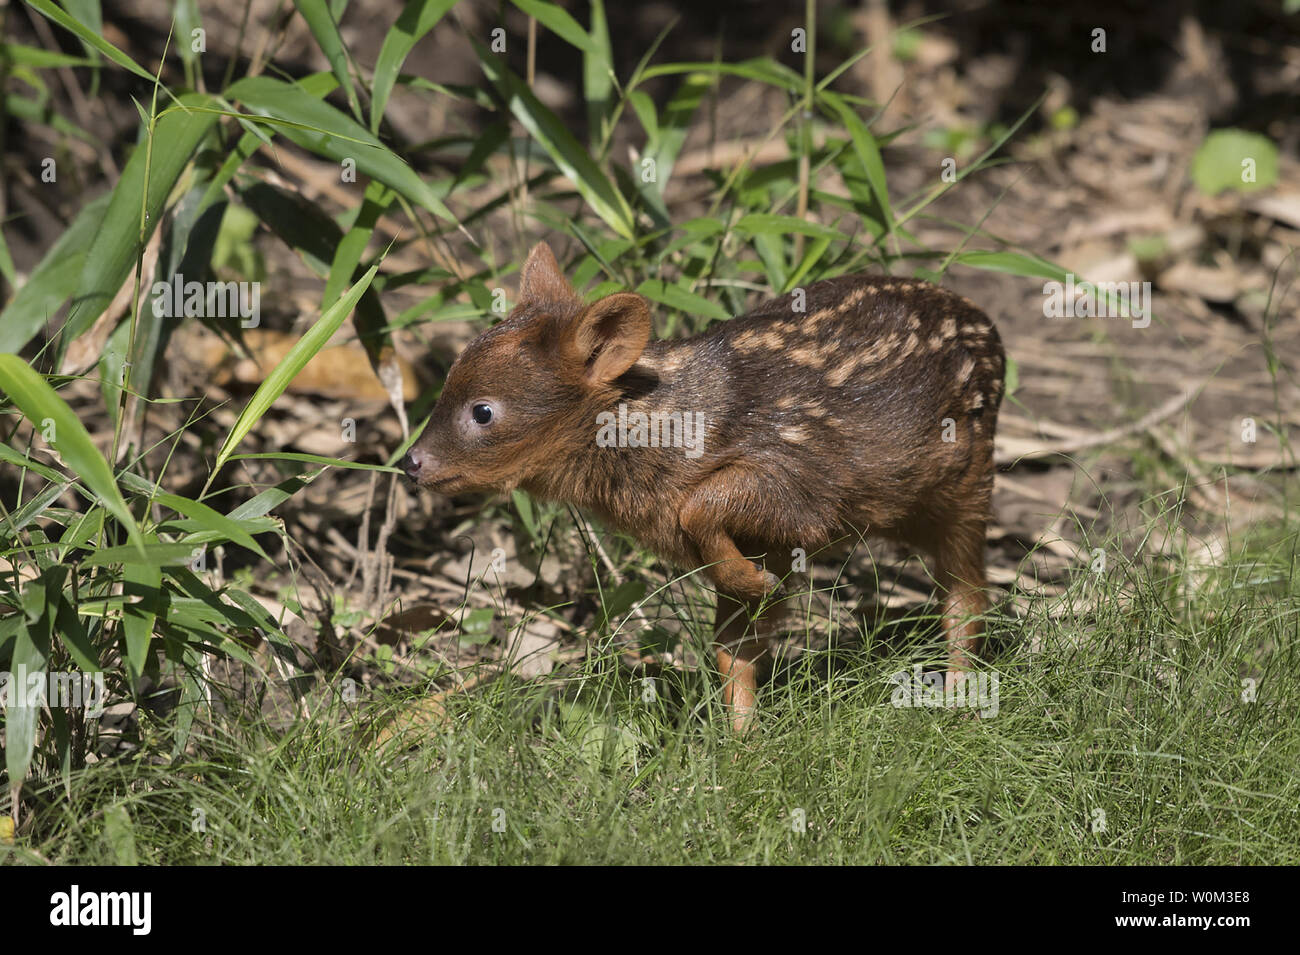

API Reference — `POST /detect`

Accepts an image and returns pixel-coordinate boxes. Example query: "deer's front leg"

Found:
[681,488,788,732]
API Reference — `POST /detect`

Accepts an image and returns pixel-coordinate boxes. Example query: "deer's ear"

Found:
[568,292,651,384]
[518,242,579,307]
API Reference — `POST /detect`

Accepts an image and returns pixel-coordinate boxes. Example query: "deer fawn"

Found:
[404,242,1004,731]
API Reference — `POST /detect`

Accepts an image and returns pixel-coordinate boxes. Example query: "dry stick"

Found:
[59,225,163,378]
[331,527,580,634]
[23,3,119,183]
[675,138,800,179]
[998,411,1093,442]
[247,0,292,80]
[793,0,816,264]
[371,473,399,613]
[221,0,255,91]
[574,514,653,636]
[332,526,496,602]
[520,16,536,210]
[995,385,1199,466]
[350,469,378,593]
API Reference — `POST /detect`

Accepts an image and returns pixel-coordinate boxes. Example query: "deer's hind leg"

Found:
[932,516,990,692]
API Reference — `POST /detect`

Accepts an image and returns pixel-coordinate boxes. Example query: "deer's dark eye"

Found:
[471,403,494,425]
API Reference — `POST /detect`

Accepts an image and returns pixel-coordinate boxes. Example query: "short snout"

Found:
[402,446,432,483]
[402,445,464,492]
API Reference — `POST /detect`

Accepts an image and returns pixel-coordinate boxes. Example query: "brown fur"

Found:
[405,242,1004,730]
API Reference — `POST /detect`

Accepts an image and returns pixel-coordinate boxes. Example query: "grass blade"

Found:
[823,91,894,237]
[638,58,802,92]
[583,0,614,150]
[226,452,403,472]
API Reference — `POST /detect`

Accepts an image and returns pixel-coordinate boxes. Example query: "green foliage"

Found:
[458,608,495,647]
[1191,129,1279,196]
[211,204,266,281]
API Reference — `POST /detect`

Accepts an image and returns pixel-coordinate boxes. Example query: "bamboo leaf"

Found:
[226,76,456,223]
[735,213,847,241]
[211,264,380,476]
[0,193,111,354]
[0,442,67,485]
[474,38,635,239]
[370,0,458,134]
[294,0,363,121]
[81,543,197,567]
[634,279,730,321]
[950,250,1072,282]
[227,472,325,521]
[0,355,145,555]
[63,93,220,352]
[0,42,96,69]
[4,619,47,791]
[122,561,162,685]
[53,590,99,672]
[583,0,614,149]
[152,492,271,559]
[174,0,202,76]
[638,73,710,212]
[57,507,105,561]
[25,0,151,81]
[510,0,599,54]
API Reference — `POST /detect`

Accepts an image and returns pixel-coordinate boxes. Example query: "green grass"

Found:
[9,522,1298,866]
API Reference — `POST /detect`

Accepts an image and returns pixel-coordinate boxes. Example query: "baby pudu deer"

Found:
[404,243,1004,731]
